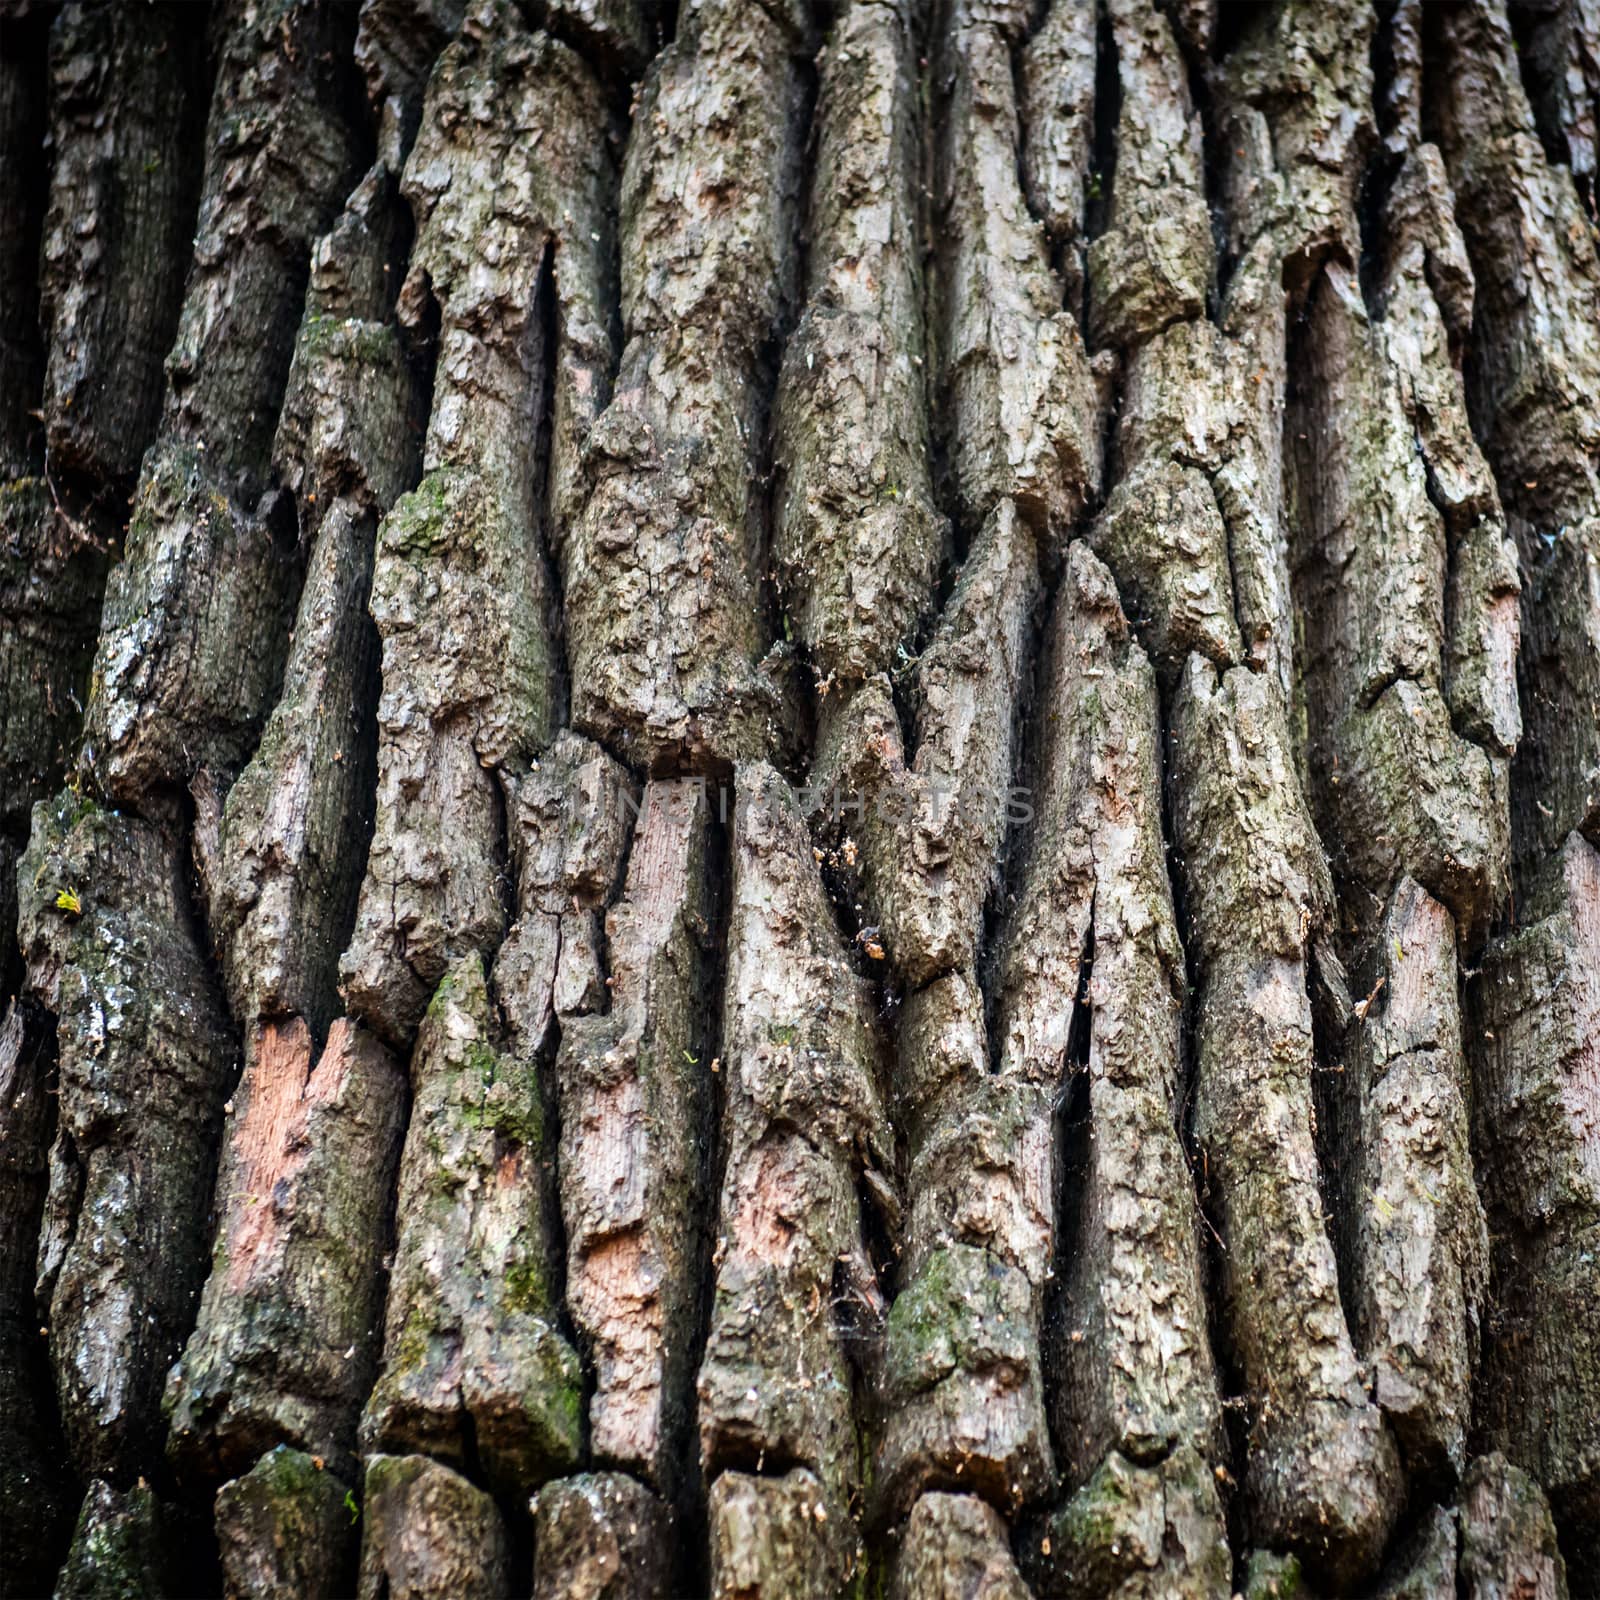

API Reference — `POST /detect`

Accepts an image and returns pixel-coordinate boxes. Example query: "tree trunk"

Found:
[3,0,1598,1595]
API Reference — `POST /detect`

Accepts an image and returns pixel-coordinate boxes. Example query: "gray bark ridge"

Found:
[771,0,946,692]
[555,779,716,1495]
[531,1471,675,1600]
[564,0,813,771]
[993,547,1225,1591]
[1087,0,1214,352]
[215,1447,359,1600]
[362,954,582,1496]
[79,0,368,808]
[1171,653,1400,1581]
[341,0,617,1047]
[931,0,1102,551]
[1434,0,1600,880]
[18,792,236,1482]
[698,762,895,1547]
[356,1453,510,1600]
[39,0,209,490]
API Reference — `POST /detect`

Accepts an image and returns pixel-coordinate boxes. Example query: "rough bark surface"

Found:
[214,1446,358,1600]
[19,794,236,1482]
[362,953,582,1494]
[13,0,1600,1591]
[563,0,810,770]
[532,1471,674,1600]
[356,1453,510,1600]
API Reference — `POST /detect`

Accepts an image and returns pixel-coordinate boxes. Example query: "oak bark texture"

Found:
[7,0,1600,1593]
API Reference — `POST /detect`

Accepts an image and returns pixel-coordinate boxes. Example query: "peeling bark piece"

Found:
[0,481,107,837]
[1326,881,1488,1479]
[0,3,48,478]
[1290,259,1510,935]
[53,1480,170,1600]
[1212,0,1374,288]
[1022,552,1221,1488]
[1434,0,1600,874]
[357,1454,510,1600]
[1458,1453,1571,1600]
[557,780,714,1493]
[1018,0,1096,264]
[80,438,299,804]
[342,6,618,1045]
[892,1493,1030,1600]
[816,498,1040,988]
[355,0,466,170]
[771,0,945,688]
[39,1,208,488]
[1087,0,1213,350]
[161,0,363,495]
[18,793,235,1482]
[532,1472,673,1600]
[1468,835,1600,1547]
[492,731,637,1060]
[167,1020,407,1483]
[362,954,581,1495]
[1170,657,1399,1583]
[0,1001,72,1597]
[1024,1445,1230,1600]
[932,0,1101,545]
[708,1469,860,1600]
[698,764,894,1517]
[215,1447,358,1600]
[565,0,809,769]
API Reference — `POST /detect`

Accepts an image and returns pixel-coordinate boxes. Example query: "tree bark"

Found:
[7,0,1600,1592]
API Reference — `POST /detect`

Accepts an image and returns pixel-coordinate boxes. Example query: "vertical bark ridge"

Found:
[356,1452,513,1599]
[1429,3,1600,1573]
[771,0,947,696]
[1284,26,1506,1501]
[1017,0,1098,314]
[20,0,373,1504]
[1004,547,1228,1600]
[786,0,1111,1568]
[361,951,583,1491]
[1078,1,1404,1582]
[552,777,718,1502]
[532,1471,675,1598]
[38,2,211,496]
[18,792,237,1483]
[562,0,816,773]
[215,1446,361,1600]
[930,0,1103,554]
[163,16,468,1586]
[338,0,621,1049]
[1,8,212,1586]
[696,762,896,1587]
